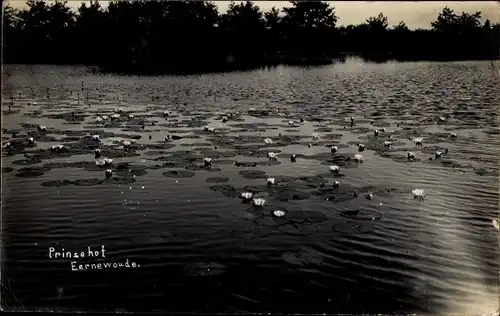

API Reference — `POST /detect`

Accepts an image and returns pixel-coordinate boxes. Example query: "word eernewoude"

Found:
[48,246,141,271]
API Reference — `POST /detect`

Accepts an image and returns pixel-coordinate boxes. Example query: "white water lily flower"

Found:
[222,116,228,122]
[365,193,373,200]
[105,169,112,178]
[288,120,294,125]
[204,157,212,166]
[439,116,446,122]
[329,165,340,173]
[331,146,338,153]
[92,134,100,141]
[492,219,499,231]
[116,108,123,113]
[111,114,120,119]
[4,142,11,148]
[207,127,215,132]
[354,154,364,162]
[241,192,253,200]
[267,152,278,160]
[252,198,266,207]
[333,181,340,187]
[101,115,109,120]
[128,114,134,119]
[264,138,273,144]
[450,132,457,138]
[412,189,425,199]
[123,141,131,149]
[37,125,47,131]
[96,117,103,123]
[407,152,415,159]
[267,178,275,185]
[273,210,286,217]
[435,151,442,158]
[384,141,392,147]
[312,133,320,140]
[358,144,365,151]
[413,137,423,145]
[28,137,35,144]
[374,129,380,136]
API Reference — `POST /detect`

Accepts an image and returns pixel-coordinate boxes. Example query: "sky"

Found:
[5,1,500,29]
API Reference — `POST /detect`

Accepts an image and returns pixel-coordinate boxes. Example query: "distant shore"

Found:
[3,1,498,76]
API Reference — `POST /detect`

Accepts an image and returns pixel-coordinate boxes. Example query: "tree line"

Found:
[3,0,499,74]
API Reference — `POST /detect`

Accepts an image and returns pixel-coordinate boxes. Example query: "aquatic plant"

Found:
[329,165,340,173]
[273,210,286,217]
[354,154,364,162]
[252,197,266,207]
[412,189,425,200]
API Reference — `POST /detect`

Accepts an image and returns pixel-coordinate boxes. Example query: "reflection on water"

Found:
[1,61,499,314]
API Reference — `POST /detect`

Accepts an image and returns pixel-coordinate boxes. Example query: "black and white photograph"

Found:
[1,0,499,314]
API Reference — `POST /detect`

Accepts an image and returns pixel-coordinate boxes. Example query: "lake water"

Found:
[1,60,499,315]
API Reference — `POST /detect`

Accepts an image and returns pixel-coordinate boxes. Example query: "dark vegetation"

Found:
[3,0,499,74]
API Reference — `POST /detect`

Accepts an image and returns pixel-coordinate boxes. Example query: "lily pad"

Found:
[276,222,319,236]
[205,177,229,183]
[73,179,103,186]
[239,170,267,180]
[101,177,137,184]
[162,170,196,178]
[40,180,75,187]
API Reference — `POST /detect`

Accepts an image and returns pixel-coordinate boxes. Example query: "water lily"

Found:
[222,116,228,123]
[267,152,278,160]
[204,157,212,167]
[37,125,47,132]
[439,116,446,122]
[354,154,364,162]
[111,113,120,119]
[374,129,380,136]
[412,189,425,200]
[252,197,266,207]
[407,152,416,159]
[290,154,297,163]
[123,141,131,149]
[331,146,338,153]
[333,181,340,188]
[365,193,373,200]
[384,141,392,147]
[92,134,100,141]
[267,178,276,186]
[28,137,35,144]
[358,144,365,151]
[50,144,65,152]
[450,132,457,138]
[288,120,294,125]
[273,210,286,217]
[312,133,320,141]
[4,142,11,148]
[435,151,442,159]
[329,165,340,173]
[128,114,134,119]
[95,148,101,158]
[413,137,423,145]
[264,138,273,144]
[105,169,112,179]
[241,192,253,200]
[492,219,499,231]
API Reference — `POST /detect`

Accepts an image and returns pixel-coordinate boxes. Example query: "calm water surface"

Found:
[1,61,499,314]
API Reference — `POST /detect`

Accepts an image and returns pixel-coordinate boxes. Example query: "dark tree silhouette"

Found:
[2,1,499,74]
